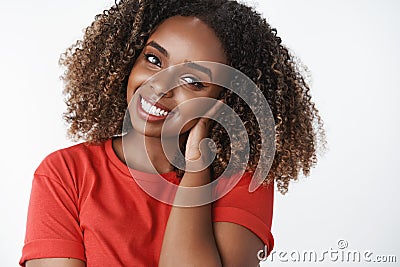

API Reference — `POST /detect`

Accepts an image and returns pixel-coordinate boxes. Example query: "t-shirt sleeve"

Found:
[212,172,274,256]
[19,152,85,266]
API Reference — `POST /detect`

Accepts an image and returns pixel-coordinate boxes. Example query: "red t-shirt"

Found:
[20,139,274,266]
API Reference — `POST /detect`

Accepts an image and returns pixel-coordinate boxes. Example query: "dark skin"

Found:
[26,16,264,267]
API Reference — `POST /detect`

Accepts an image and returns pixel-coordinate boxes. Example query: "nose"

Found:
[150,82,173,98]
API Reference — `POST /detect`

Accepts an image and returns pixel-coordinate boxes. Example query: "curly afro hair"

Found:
[59,0,326,194]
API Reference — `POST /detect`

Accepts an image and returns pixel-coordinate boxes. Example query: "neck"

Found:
[115,130,187,174]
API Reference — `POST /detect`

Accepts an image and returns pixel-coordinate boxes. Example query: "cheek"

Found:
[179,118,200,134]
[126,65,148,104]
[174,103,208,131]
[126,73,137,102]
[176,99,207,118]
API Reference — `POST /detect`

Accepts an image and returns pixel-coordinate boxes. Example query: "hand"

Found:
[185,99,224,168]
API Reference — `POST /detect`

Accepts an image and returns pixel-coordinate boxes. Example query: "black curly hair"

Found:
[59,0,326,194]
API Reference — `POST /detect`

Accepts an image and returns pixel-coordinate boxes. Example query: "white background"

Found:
[1,0,399,266]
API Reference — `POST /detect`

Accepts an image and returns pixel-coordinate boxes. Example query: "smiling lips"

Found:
[138,95,172,120]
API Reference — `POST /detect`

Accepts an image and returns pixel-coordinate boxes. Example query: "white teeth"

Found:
[140,97,169,116]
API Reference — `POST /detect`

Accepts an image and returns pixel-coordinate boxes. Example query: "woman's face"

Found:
[126,15,227,137]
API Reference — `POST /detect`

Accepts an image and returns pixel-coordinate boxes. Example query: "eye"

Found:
[181,76,206,90]
[144,53,161,67]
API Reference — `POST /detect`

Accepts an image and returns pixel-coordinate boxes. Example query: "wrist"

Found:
[181,167,211,185]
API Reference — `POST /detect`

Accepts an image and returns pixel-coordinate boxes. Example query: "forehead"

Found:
[146,16,227,65]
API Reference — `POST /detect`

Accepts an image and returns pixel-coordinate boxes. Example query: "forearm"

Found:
[159,168,222,267]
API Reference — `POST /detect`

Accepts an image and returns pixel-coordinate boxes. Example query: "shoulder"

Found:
[214,172,274,201]
[213,172,274,222]
[34,139,110,178]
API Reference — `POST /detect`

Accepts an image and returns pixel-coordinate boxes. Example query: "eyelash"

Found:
[144,53,206,90]
[144,53,161,67]
[182,76,206,90]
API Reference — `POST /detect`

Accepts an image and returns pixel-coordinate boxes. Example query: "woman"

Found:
[20,0,325,266]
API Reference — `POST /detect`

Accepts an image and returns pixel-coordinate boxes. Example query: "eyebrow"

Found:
[146,41,213,81]
[184,61,213,81]
[146,41,169,58]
